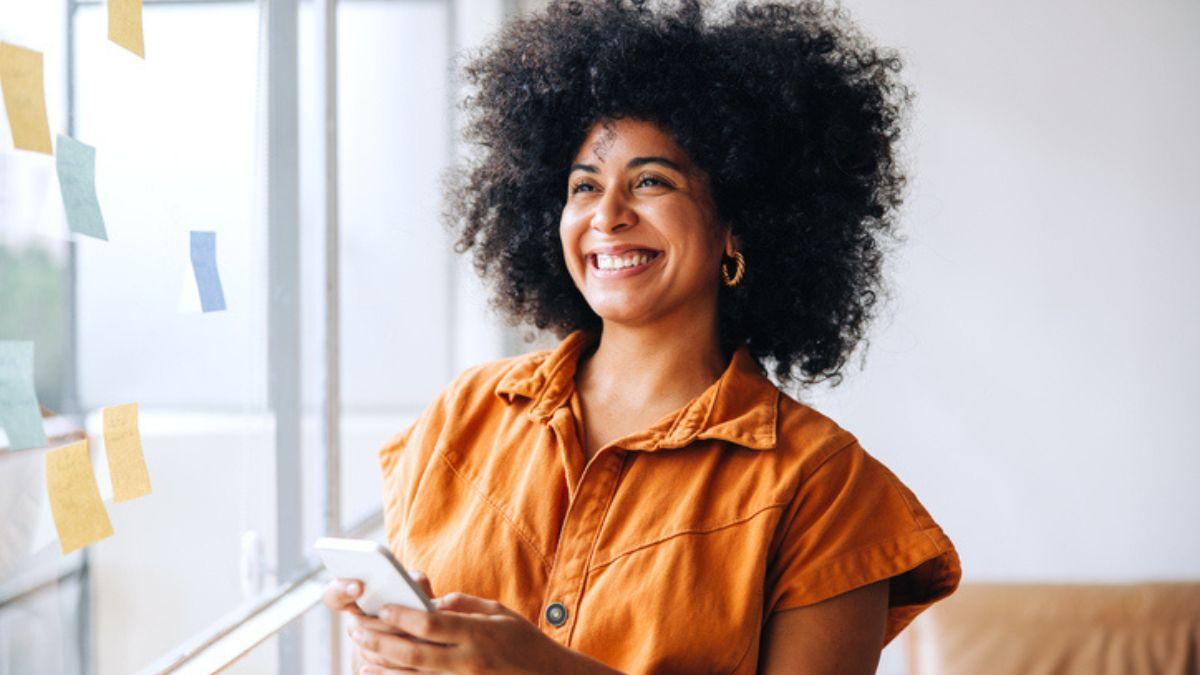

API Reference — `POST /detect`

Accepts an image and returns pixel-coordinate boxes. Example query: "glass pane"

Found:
[296,0,453,533]
[0,2,307,673]
[71,4,274,673]
[2,3,89,675]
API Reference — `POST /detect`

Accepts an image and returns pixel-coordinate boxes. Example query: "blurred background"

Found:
[0,0,1196,673]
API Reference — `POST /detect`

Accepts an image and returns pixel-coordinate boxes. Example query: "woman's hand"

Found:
[348,591,623,674]
[322,570,437,672]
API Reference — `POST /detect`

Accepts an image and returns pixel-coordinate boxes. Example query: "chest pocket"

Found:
[566,447,791,673]
[573,506,782,674]
[397,450,555,625]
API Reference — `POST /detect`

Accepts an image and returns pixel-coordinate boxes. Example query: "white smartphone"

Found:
[314,537,435,616]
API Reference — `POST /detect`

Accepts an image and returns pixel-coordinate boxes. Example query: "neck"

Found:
[577,308,729,410]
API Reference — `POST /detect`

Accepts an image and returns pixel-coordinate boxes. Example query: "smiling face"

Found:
[560,118,731,330]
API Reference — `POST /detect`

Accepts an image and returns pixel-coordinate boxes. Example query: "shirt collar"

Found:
[494,330,780,452]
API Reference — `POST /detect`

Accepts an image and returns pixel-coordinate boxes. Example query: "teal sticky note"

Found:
[0,341,48,451]
[55,134,108,240]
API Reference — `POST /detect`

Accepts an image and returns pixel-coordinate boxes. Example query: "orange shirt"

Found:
[380,330,961,673]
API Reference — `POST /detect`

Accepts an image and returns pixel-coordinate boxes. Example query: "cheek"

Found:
[663,222,722,286]
[559,218,587,280]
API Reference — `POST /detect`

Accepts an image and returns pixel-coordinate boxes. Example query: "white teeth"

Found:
[594,252,655,270]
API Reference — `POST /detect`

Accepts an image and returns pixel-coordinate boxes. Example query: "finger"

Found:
[409,569,434,598]
[357,657,419,675]
[358,665,418,674]
[357,646,418,672]
[351,626,456,672]
[432,591,509,616]
[323,579,365,614]
[348,613,411,636]
[379,604,466,644]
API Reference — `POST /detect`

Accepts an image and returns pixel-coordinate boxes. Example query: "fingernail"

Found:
[345,581,360,595]
[352,629,365,641]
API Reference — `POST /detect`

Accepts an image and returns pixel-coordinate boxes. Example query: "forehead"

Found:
[574,118,687,165]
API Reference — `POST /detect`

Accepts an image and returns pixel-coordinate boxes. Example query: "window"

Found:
[0,0,514,672]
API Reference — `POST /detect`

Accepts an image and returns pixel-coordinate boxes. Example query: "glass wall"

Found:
[0,0,510,672]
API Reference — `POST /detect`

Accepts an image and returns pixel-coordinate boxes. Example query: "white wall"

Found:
[800,0,1200,583]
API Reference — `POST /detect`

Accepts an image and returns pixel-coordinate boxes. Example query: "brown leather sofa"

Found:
[906,582,1200,674]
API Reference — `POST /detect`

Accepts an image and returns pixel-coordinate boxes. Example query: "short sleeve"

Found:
[378,383,454,562]
[766,441,961,645]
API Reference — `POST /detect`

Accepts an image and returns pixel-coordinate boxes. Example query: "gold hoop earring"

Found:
[721,251,746,287]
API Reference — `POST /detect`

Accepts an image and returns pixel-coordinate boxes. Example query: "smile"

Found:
[588,249,662,277]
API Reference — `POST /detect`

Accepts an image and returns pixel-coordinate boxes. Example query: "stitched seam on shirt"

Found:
[776,528,943,611]
[531,336,587,416]
[726,560,767,675]
[879,466,944,557]
[401,434,440,559]
[566,451,629,645]
[812,439,944,564]
[586,500,789,572]
[726,615,759,675]
[804,437,861,481]
[764,389,780,447]
[435,451,553,573]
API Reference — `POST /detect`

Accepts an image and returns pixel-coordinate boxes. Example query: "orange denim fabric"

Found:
[380,330,961,674]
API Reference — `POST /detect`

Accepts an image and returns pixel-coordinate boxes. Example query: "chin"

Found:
[586,300,660,327]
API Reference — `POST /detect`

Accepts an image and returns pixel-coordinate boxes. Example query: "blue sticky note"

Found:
[55,134,108,240]
[190,230,227,312]
[0,341,48,451]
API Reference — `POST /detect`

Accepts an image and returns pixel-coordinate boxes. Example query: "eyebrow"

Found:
[569,156,685,175]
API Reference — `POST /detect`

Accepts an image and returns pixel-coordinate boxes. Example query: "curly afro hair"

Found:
[443,0,913,388]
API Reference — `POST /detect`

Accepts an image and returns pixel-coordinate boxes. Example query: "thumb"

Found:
[409,569,434,599]
[433,592,511,616]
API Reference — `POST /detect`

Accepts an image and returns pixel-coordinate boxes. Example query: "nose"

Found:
[590,186,638,235]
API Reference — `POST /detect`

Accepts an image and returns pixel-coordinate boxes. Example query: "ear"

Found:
[722,227,740,257]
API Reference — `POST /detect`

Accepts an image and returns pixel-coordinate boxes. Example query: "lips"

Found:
[586,248,663,279]
[590,249,661,271]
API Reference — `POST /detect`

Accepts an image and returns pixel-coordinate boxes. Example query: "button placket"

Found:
[549,408,585,501]
[540,447,625,641]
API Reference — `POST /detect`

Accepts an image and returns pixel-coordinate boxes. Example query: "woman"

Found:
[324,0,961,672]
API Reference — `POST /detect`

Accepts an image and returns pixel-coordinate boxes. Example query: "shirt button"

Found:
[545,601,568,627]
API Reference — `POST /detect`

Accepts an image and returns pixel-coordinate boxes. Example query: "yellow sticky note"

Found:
[103,402,152,502]
[108,0,145,58]
[0,42,53,155]
[45,440,115,554]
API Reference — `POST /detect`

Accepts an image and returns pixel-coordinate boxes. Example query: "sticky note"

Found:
[108,0,145,58]
[55,135,108,241]
[0,42,53,154]
[189,230,227,312]
[45,440,114,554]
[0,341,48,451]
[102,403,151,502]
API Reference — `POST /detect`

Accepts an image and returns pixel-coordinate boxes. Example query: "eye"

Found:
[637,175,670,188]
[570,181,595,194]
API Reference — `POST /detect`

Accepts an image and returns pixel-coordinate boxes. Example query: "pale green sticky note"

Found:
[0,341,48,451]
[56,134,108,241]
